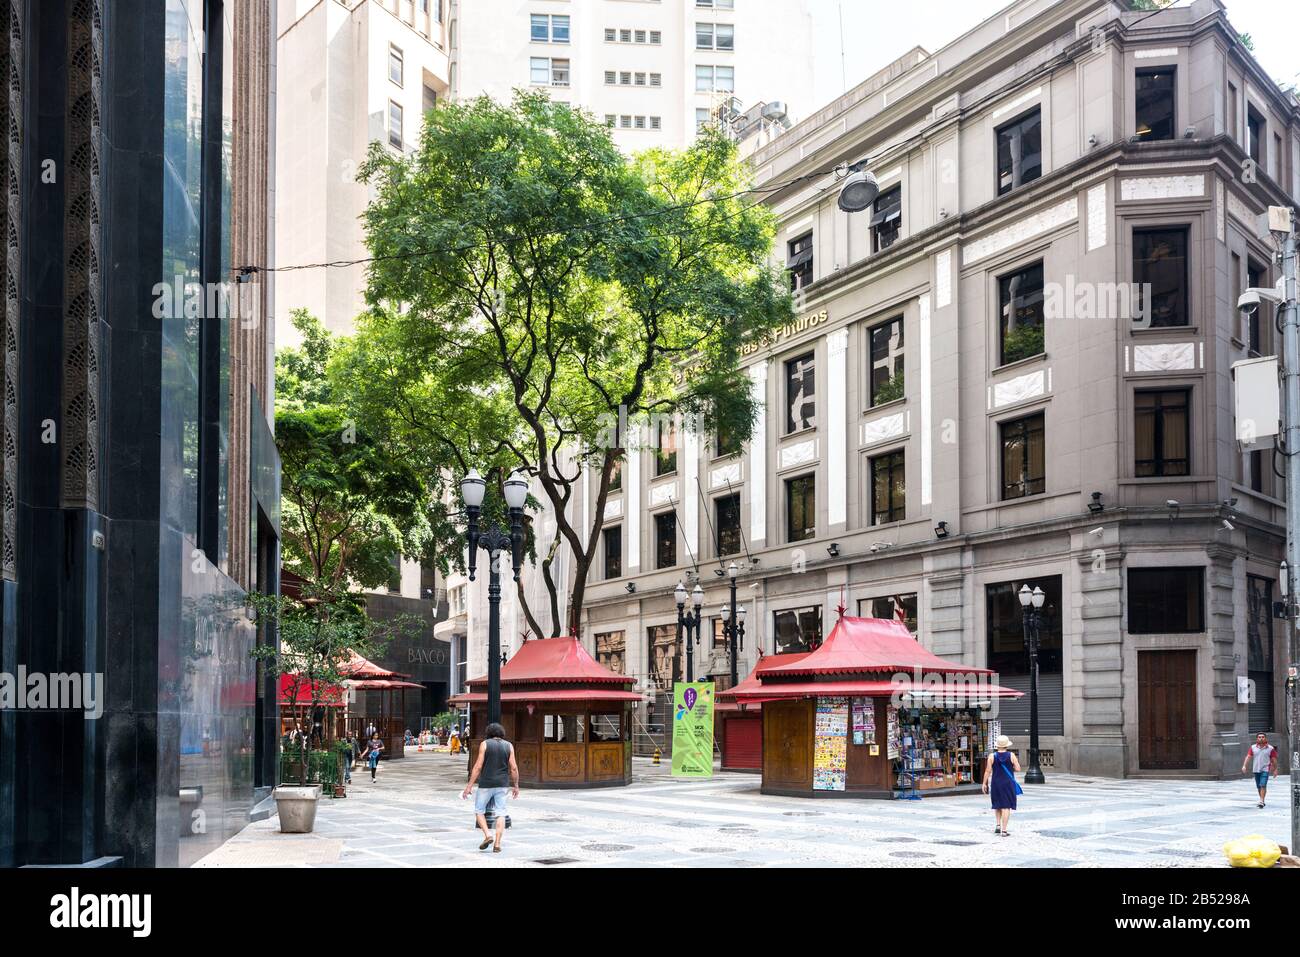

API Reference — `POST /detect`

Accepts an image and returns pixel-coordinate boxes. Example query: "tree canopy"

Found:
[346,92,793,635]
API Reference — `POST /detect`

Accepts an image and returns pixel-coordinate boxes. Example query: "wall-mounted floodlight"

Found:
[837,167,880,213]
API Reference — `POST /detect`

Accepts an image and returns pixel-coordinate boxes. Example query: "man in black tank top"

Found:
[461,722,519,853]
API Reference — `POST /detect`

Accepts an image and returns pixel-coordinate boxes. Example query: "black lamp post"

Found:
[674,581,705,681]
[1018,583,1046,785]
[459,468,528,725]
[721,562,747,689]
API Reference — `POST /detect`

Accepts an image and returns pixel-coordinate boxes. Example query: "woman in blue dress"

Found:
[981,735,1021,836]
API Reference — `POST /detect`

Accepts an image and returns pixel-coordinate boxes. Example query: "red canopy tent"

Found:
[449,637,643,788]
[732,615,1021,798]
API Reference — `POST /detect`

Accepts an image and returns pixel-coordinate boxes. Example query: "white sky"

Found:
[810,0,1300,109]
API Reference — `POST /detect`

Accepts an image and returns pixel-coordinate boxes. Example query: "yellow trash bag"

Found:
[1223,835,1282,868]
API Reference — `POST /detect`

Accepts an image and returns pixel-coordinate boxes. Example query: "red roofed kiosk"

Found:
[732,614,1022,799]
[449,637,644,788]
[715,652,811,771]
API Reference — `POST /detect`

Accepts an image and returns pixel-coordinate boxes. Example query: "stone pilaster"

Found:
[1074,543,1128,777]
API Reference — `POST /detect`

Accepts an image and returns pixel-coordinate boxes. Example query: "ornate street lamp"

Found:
[721,562,746,689]
[460,468,528,724]
[675,581,705,681]
[1018,583,1047,785]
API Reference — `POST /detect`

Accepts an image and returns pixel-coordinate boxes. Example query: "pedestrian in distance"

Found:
[366,733,383,782]
[1240,732,1279,808]
[982,735,1022,837]
[461,722,519,854]
[341,735,354,784]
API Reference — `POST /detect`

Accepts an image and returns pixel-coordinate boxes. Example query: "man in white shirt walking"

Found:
[1240,732,1279,808]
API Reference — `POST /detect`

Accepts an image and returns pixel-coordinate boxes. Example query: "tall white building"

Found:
[276,0,451,340]
[449,0,815,150]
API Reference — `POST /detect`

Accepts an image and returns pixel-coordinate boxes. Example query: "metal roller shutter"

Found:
[723,716,762,770]
[993,673,1063,737]
[1248,671,1274,733]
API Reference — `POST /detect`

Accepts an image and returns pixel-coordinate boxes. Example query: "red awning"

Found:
[464,636,634,688]
[448,688,645,705]
[761,616,995,677]
[732,677,1023,702]
[278,673,345,707]
[716,652,812,711]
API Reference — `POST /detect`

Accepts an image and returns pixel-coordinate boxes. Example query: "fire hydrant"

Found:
[653,747,661,766]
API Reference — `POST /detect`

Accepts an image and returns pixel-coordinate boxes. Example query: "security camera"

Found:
[1223,497,1238,508]
[1238,287,1283,315]
[1222,519,1235,531]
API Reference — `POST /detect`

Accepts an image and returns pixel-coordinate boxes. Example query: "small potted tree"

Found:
[249,588,398,833]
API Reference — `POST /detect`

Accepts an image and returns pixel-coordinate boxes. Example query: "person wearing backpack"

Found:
[982,734,1023,837]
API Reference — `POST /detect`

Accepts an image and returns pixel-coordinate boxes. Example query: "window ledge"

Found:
[992,352,1047,376]
[864,396,907,416]
[1116,474,1216,485]
[1128,325,1198,337]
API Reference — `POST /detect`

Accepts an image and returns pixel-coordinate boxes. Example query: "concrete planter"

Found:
[273,785,322,833]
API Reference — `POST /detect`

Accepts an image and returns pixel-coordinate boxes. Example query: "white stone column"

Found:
[747,362,769,547]
[626,423,641,572]
[683,427,699,556]
[919,292,933,507]
[826,328,849,528]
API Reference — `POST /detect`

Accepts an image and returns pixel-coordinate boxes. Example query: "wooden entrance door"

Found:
[1138,650,1198,769]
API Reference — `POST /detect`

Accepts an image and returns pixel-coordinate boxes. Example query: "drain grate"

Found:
[532,857,580,865]
[582,844,634,853]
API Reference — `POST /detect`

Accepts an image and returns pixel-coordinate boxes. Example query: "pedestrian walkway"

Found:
[193,751,1291,868]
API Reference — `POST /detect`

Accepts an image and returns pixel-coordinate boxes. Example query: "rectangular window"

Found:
[595,631,626,675]
[608,457,622,491]
[634,29,646,43]
[635,115,646,129]
[654,512,677,569]
[1247,106,1263,164]
[868,316,905,406]
[604,70,616,85]
[530,14,549,42]
[654,418,677,475]
[649,30,661,44]
[543,714,584,743]
[696,108,711,132]
[605,28,616,42]
[649,73,662,87]
[635,72,646,86]
[696,23,715,48]
[1133,227,1188,327]
[996,107,1041,194]
[1228,83,1238,141]
[649,116,661,130]
[773,606,823,655]
[603,525,622,579]
[715,493,742,556]
[1000,412,1045,500]
[787,231,813,292]
[870,185,902,252]
[388,100,404,148]
[716,23,734,51]
[784,352,815,433]
[1273,132,1282,181]
[696,65,713,92]
[998,261,1045,364]
[1128,567,1204,634]
[786,474,816,542]
[422,83,437,114]
[620,115,632,128]
[1247,259,1267,354]
[389,45,404,86]
[870,450,905,524]
[716,65,734,92]
[715,425,740,457]
[986,577,1063,675]
[551,58,569,87]
[551,15,569,43]
[530,57,550,85]
[860,594,918,635]
[1247,575,1274,733]
[620,71,632,85]
[648,624,679,691]
[620,28,632,43]
[605,114,616,127]
[1135,68,1175,141]
[1134,389,1190,477]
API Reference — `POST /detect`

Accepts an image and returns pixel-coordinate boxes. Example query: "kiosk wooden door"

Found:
[1138,650,1197,769]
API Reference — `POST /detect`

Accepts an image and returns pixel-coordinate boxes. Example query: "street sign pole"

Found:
[1279,214,1300,859]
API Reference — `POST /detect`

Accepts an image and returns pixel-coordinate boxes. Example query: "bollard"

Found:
[653,747,661,766]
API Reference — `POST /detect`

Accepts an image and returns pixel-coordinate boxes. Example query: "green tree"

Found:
[276,309,446,590]
[348,92,792,636]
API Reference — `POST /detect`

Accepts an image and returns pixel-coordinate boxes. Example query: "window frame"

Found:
[1132,226,1190,328]
[785,473,816,542]
[995,106,1042,195]
[868,315,905,407]
[388,99,404,149]
[869,449,906,525]
[1133,388,1191,478]
[1127,567,1205,634]
[603,524,623,579]
[715,492,742,557]
[997,261,1045,365]
[388,44,404,87]
[1134,67,1176,141]
[787,231,813,292]
[999,411,1046,501]
[870,185,902,252]
[654,511,677,569]
[783,351,816,434]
